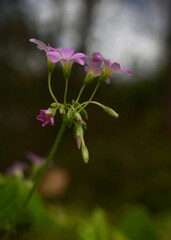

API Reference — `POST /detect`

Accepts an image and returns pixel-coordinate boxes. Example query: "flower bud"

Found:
[103,106,119,118]
[74,111,83,124]
[59,105,65,115]
[80,108,88,120]
[101,105,119,118]
[51,102,59,108]
[81,145,89,163]
[75,124,84,149]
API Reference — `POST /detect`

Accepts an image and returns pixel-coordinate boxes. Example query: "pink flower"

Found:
[29,38,61,53]
[36,109,54,127]
[47,47,85,66]
[26,151,46,165]
[84,52,103,76]
[99,59,132,84]
[47,47,86,79]
[6,161,28,176]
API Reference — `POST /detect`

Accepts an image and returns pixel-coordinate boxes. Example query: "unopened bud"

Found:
[76,136,82,149]
[80,109,88,120]
[51,103,59,108]
[81,145,89,163]
[103,106,119,118]
[75,124,84,149]
[59,105,65,115]
[74,112,83,124]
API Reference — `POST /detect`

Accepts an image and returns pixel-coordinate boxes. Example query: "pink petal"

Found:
[84,66,89,73]
[49,56,60,63]
[103,59,110,68]
[72,53,85,59]
[47,51,62,63]
[72,58,85,65]
[119,68,132,76]
[47,51,61,58]
[29,38,48,52]
[61,47,75,58]
[111,62,121,72]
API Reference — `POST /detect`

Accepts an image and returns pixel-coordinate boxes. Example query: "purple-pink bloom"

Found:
[84,52,103,77]
[6,161,28,176]
[29,38,61,53]
[47,47,85,66]
[36,109,54,127]
[26,151,46,165]
[101,59,132,84]
[83,52,103,84]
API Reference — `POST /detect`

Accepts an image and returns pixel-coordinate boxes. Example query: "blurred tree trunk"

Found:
[79,0,98,52]
[164,0,171,135]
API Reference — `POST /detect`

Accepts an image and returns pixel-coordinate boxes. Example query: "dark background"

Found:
[0,0,171,215]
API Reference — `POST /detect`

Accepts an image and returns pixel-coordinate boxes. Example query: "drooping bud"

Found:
[74,111,83,124]
[103,106,119,118]
[80,108,88,120]
[81,145,89,163]
[75,124,84,149]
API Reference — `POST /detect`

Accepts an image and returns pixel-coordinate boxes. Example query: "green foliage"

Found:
[78,208,128,240]
[118,206,160,240]
[0,174,57,237]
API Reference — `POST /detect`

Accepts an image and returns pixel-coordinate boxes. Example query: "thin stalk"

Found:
[7,120,67,238]
[48,73,58,103]
[64,77,69,107]
[75,85,85,103]
[77,83,100,113]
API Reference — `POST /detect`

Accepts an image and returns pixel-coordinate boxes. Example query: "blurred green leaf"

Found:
[118,206,160,240]
[0,175,55,231]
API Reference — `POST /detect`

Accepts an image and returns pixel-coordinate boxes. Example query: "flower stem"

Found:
[75,85,85,103]
[77,83,100,112]
[48,73,58,103]
[7,120,67,237]
[64,77,69,107]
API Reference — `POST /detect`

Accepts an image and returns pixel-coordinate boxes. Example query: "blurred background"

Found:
[0,0,171,239]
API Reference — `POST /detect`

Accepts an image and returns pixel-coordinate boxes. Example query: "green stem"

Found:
[8,120,67,237]
[64,77,69,107]
[75,85,85,103]
[48,73,58,103]
[86,100,104,108]
[77,83,100,113]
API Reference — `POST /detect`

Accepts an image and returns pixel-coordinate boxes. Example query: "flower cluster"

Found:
[30,38,132,162]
